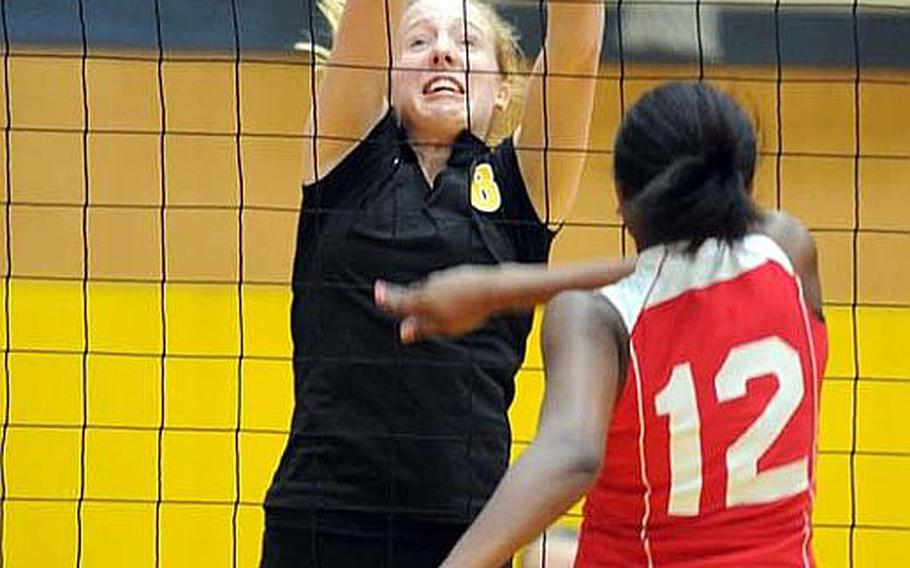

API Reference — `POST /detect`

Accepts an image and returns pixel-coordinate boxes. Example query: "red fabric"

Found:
[578,262,828,567]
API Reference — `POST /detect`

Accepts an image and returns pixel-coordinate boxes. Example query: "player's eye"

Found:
[461,34,479,48]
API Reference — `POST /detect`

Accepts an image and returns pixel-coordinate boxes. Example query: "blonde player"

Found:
[262,1,605,566]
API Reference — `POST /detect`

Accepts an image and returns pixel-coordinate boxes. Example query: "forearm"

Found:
[545,1,606,73]
[441,438,598,568]
[326,0,406,66]
[489,258,635,312]
[519,1,605,221]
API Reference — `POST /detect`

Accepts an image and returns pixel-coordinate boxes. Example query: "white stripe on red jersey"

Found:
[576,235,828,567]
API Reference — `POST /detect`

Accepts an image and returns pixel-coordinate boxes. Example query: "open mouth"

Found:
[422,76,465,96]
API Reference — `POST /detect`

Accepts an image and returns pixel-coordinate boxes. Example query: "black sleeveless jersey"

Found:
[266,110,552,522]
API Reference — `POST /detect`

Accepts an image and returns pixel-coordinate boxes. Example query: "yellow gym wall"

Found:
[5,48,909,566]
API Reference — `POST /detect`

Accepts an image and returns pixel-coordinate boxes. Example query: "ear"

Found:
[493,80,511,112]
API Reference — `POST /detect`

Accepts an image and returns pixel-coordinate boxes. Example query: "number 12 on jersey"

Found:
[654,336,810,516]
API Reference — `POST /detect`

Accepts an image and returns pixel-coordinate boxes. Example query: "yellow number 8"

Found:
[470,163,502,213]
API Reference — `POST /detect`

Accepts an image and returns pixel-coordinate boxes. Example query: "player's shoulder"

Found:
[757,211,817,274]
[545,291,627,345]
[757,210,824,317]
[547,290,622,325]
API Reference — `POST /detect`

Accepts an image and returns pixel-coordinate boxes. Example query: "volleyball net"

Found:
[2,0,909,566]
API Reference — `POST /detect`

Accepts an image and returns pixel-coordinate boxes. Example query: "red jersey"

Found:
[576,235,828,567]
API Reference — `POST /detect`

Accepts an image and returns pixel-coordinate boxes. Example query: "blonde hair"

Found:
[318,0,344,34]
[460,0,524,82]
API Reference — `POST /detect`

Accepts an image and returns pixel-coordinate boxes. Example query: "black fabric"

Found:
[260,509,470,568]
[265,109,552,524]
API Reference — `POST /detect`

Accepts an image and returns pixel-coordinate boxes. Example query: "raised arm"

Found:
[375,257,635,343]
[517,1,605,224]
[440,291,625,568]
[303,0,407,185]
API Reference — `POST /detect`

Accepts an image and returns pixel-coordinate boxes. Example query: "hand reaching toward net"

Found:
[375,265,503,343]
[375,258,636,343]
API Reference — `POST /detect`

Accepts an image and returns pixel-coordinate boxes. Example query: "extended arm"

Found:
[440,292,624,567]
[375,257,635,342]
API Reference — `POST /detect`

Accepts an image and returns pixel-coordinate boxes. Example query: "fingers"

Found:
[375,281,429,344]
[399,316,421,344]
[376,280,443,343]
[375,280,416,316]
[400,315,446,344]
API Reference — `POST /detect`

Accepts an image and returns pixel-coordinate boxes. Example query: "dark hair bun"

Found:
[614,82,758,251]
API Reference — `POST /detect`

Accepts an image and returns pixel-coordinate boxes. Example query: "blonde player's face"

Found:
[393,0,510,142]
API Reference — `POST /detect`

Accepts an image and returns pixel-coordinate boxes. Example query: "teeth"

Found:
[425,78,462,95]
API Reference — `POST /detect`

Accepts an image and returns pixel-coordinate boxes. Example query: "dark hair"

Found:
[613,82,759,251]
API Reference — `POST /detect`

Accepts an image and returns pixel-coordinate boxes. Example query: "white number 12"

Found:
[654,336,809,516]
